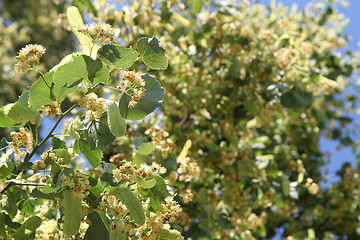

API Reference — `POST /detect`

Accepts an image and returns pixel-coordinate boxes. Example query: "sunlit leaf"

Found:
[136,37,168,70]
[6,92,40,124]
[67,6,98,58]
[107,101,126,137]
[98,44,138,69]
[29,71,56,110]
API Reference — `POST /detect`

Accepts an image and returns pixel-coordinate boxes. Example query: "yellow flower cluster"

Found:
[11,127,33,158]
[79,93,107,120]
[60,171,92,199]
[15,44,46,71]
[79,23,115,43]
[144,126,174,157]
[118,71,147,109]
[177,157,200,182]
[112,160,166,183]
[39,101,61,117]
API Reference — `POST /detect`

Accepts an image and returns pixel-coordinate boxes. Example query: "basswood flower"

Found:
[79,23,115,44]
[11,127,33,158]
[79,93,107,120]
[15,44,46,71]
[118,71,147,109]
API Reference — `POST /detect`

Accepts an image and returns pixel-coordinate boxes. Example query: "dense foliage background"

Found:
[1,0,360,239]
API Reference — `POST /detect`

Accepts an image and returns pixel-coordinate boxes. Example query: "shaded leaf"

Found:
[119,74,164,121]
[82,115,116,150]
[74,139,103,168]
[280,89,312,108]
[31,187,57,199]
[13,216,41,240]
[109,187,145,225]
[84,211,109,240]
[0,161,14,179]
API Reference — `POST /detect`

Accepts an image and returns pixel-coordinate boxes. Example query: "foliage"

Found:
[1,0,360,240]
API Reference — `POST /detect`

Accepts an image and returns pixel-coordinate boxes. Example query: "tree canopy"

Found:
[0,0,359,239]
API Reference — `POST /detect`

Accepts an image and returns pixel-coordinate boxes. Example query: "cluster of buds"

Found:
[101,194,181,239]
[113,161,167,183]
[181,189,194,204]
[39,101,61,117]
[11,127,33,158]
[79,93,107,120]
[60,171,92,199]
[15,44,46,72]
[177,157,200,182]
[117,71,146,109]
[112,160,167,183]
[144,126,174,157]
[273,47,299,70]
[79,23,115,44]
[305,178,319,195]
[32,152,65,173]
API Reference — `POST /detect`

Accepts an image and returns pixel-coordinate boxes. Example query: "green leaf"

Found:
[137,177,156,189]
[137,142,155,155]
[31,187,57,199]
[109,187,145,225]
[100,162,119,186]
[52,136,66,149]
[53,148,72,165]
[159,228,183,240]
[0,160,14,179]
[53,55,109,99]
[0,106,22,128]
[107,101,126,137]
[80,0,98,16]
[282,174,290,197]
[29,72,56,109]
[6,91,40,123]
[74,139,103,168]
[13,216,41,240]
[82,115,116,150]
[98,44,138,70]
[63,190,82,236]
[49,53,74,72]
[192,0,205,14]
[67,6,98,58]
[133,154,148,168]
[280,89,312,108]
[68,118,83,140]
[119,74,164,121]
[0,213,5,236]
[146,175,171,210]
[84,211,109,240]
[136,37,168,70]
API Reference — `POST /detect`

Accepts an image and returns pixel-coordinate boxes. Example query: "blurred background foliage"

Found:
[1,0,360,239]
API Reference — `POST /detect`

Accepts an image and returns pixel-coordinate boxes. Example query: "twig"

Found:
[0,82,102,194]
